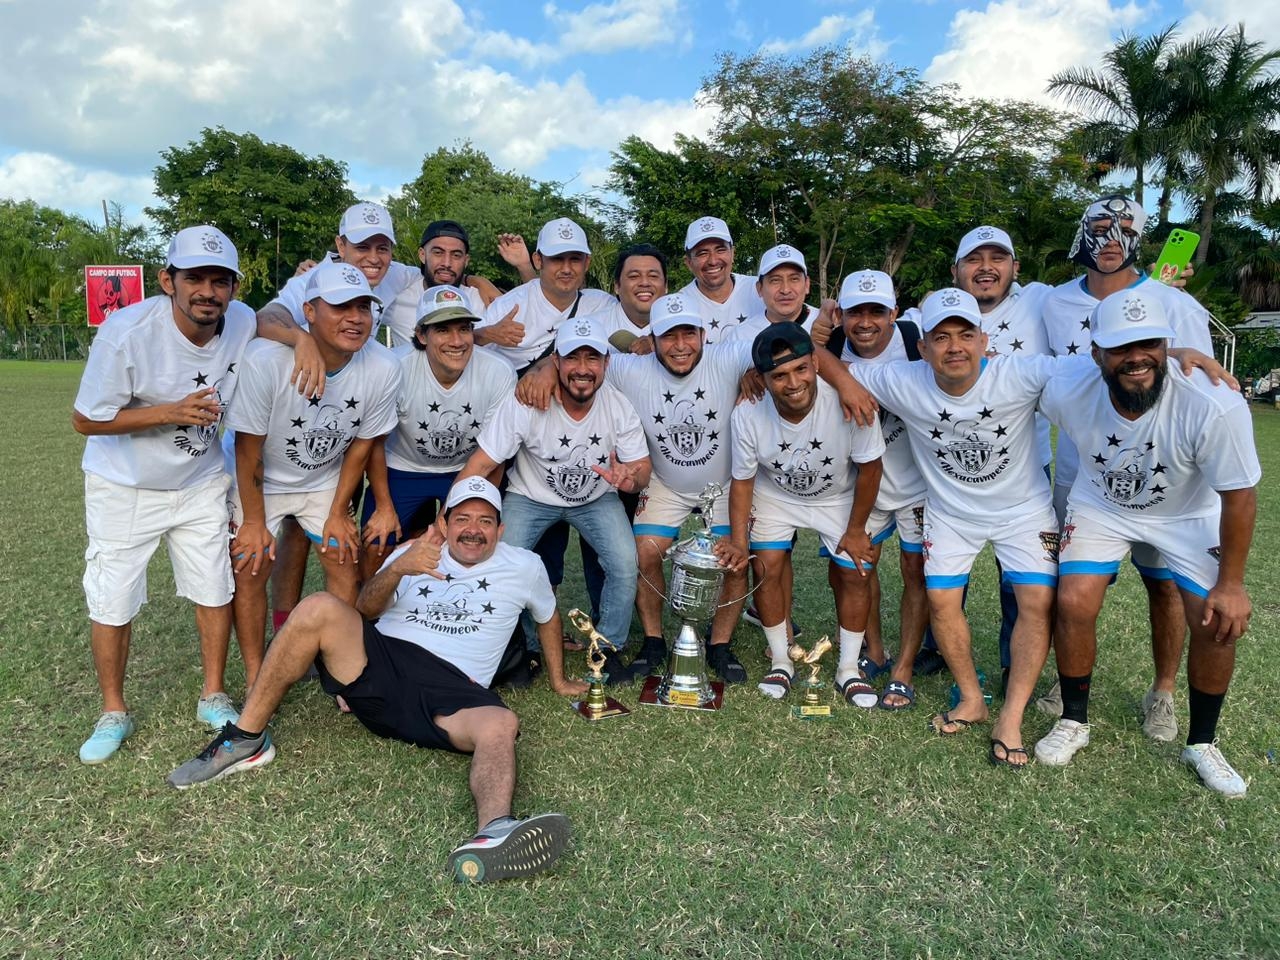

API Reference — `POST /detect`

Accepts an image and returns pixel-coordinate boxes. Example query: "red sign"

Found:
[85,265,145,327]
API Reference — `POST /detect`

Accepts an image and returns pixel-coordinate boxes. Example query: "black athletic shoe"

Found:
[707,643,747,684]
[602,651,635,686]
[630,635,667,676]
[449,813,571,883]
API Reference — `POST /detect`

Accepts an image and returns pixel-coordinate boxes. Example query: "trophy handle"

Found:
[635,538,671,604]
[715,554,763,609]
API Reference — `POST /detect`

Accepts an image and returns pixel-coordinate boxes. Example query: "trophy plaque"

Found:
[790,636,833,720]
[567,608,630,721]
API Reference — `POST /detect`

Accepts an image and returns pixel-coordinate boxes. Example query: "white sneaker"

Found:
[1034,680,1063,717]
[1034,718,1091,766]
[1182,742,1247,797]
[1141,688,1177,742]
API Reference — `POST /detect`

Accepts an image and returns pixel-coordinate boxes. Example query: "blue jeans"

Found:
[500,491,638,653]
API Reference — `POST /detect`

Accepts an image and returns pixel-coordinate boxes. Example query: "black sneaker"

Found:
[602,650,635,686]
[166,723,276,790]
[707,643,747,684]
[630,635,667,676]
[448,813,571,883]
[742,606,803,639]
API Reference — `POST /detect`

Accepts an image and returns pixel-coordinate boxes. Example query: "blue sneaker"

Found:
[79,711,135,765]
[196,693,240,731]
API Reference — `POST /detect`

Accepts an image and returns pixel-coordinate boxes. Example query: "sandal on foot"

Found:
[561,631,586,652]
[877,680,916,711]
[838,676,878,709]
[757,668,793,699]
[931,710,979,736]
[857,655,894,681]
[989,737,1030,769]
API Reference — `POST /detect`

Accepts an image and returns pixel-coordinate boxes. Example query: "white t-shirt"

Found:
[76,296,256,490]
[1039,360,1260,520]
[1042,273,1215,488]
[607,341,755,494]
[593,300,650,353]
[385,345,516,474]
[477,385,648,506]
[270,258,419,342]
[981,281,1053,466]
[678,274,765,345]
[845,330,927,511]
[716,305,818,345]
[731,378,885,507]
[476,279,615,369]
[382,277,487,348]
[855,356,1056,520]
[225,339,400,494]
[374,541,556,687]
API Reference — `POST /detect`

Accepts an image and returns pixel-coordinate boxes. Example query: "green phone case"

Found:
[1153,229,1199,284]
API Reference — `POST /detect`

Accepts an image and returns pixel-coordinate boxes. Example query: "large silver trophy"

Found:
[639,483,738,711]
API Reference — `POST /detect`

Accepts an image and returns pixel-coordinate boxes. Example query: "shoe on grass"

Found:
[742,606,802,638]
[1141,688,1177,742]
[602,651,634,687]
[707,643,747,684]
[166,722,276,790]
[1181,741,1246,798]
[1034,680,1063,717]
[196,692,240,731]
[449,813,571,883]
[912,648,947,676]
[1034,718,1091,766]
[80,711,135,765]
[630,635,667,676]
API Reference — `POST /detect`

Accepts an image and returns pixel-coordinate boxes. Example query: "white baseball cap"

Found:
[536,217,591,257]
[685,216,733,251]
[649,292,704,337]
[955,225,1016,262]
[555,315,609,356]
[339,202,397,245]
[416,285,479,327]
[304,260,383,306]
[1090,289,1174,348]
[444,476,503,515]
[920,287,983,332]
[838,270,896,310]
[758,244,807,278]
[166,226,241,276]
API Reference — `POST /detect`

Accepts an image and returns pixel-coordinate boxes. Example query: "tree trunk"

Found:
[881,221,917,277]
[1195,193,1216,266]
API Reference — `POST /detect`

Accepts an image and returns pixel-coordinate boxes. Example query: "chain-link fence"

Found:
[0,325,96,361]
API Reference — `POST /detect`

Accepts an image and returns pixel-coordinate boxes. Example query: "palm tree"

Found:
[1047,25,1182,208]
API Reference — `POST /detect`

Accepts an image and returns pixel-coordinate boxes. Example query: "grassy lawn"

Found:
[1,359,1277,959]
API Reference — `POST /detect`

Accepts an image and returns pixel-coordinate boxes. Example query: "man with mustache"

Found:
[678,216,765,345]
[167,477,588,881]
[1034,289,1258,796]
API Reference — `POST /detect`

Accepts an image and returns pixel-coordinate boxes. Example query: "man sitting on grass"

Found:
[167,478,588,883]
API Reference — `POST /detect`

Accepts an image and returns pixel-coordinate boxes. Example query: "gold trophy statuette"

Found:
[790,635,833,719]
[567,608,630,721]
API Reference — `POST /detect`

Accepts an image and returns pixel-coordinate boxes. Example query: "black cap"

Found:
[751,322,815,374]
[420,220,470,252]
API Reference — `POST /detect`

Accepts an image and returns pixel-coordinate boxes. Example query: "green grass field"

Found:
[1,359,1277,959]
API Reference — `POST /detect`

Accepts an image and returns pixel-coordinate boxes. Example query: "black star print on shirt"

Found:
[192,372,208,386]
[345,397,359,409]
[978,407,993,419]
[428,402,440,412]
[1066,343,1079,355]
[588,434,602,446]
[309,396,322,407]
[476,578,490,591]
[930,428,943,440]
[736,314,747,323]
[1107,434,1120,447]
[291,417,305,428]
[694,389,706,400]
[810,439,823,449]
[1093,452,1108,465]
[1010,339,1024,351]
[938,409,953,421]
[559,435,571,447]
[662,391,675,403]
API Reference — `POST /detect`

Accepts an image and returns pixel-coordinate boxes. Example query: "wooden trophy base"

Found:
[638,675,725,711]
[572,697,631,721]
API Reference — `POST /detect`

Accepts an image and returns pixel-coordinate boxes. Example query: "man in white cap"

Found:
[718,244,821,345]
[223,260,401,688]
[166,477,588,882]
[358,284,516,580]
[453,316,651,680]
[678,216,765,345]
[474,216,615,374]
[1034,288,1258,795]
[72,225,256,764]
[1040,195,1216,737]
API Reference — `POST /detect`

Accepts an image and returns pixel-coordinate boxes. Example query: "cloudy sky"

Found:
[1,0,1273,227]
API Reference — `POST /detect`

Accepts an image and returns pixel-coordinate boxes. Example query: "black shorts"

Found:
[317,620,508,754]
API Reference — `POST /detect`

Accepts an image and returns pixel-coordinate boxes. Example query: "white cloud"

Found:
[760,12,884,56]
[1178,0,1280,50]
[0,153,155,215]
[925,0,1148,103]
[546,0,683,55]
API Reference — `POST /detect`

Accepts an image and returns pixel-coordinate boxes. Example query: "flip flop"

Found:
[930,710,980,736]
[757,668,793,699]
[989,737,1030,769]
[838,676,878,709]
[561,632,586,652]
[877,680,915,711]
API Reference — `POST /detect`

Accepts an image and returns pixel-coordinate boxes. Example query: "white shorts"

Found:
[83,471,234,625]
[866,500,925,553]
[1060,505,1217,598]
[228,485,341,546]
[749,495,875,571]
[922,501,1058,590]
[1055,482,1169,579]
[633,473,730,538]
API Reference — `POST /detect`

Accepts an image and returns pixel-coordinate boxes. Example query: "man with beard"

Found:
[453,317,651,680]
[1040,195,1215,739]
[1034,289,1258,796]
[678,216,765,345]
[73,226,256,763]
[167,478,588,882]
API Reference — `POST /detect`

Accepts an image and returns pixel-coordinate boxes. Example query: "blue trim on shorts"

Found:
[709,524,730,536]
[899,539,924,554]
[303,530,341,549]
[1059,560,1122,578]
[634,522,679,538]
[870,521,897,546]
[1170,570,1210,599]
[926,573,970,589]
[1001,570,1058,587]
[751,540,794,551]
[817,546,874,571]
[1131,559,1173,580]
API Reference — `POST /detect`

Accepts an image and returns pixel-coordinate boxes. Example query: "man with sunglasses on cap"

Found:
[73,225,256,764]
[678,216,765,345]
[167,477,588,882]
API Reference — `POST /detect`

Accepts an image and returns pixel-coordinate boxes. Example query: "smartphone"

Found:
[1153,229,1199,284]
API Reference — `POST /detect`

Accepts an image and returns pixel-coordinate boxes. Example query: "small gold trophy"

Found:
[790,635,833,720]
[567,608,630,721]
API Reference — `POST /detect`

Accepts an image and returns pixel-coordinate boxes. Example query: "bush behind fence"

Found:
[1,325,96,362]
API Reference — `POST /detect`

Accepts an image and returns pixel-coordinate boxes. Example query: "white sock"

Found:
[835,629,864,684]
[764,623,792,672]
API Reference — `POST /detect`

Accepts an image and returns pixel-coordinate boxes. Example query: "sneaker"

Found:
[1141,688,1177,742]
[449,813,571,883]
[1181,741,1247,797]
[196,692,241,731]
[742,606,802,638]
[1034,718,1091,766]
[912,648,947,676]
[707,643,747,684]
[79,711,135,765]
[1034,680,1063,717]
[630,635,667,676]
[166,723,276,790]
[602,651,634,687]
